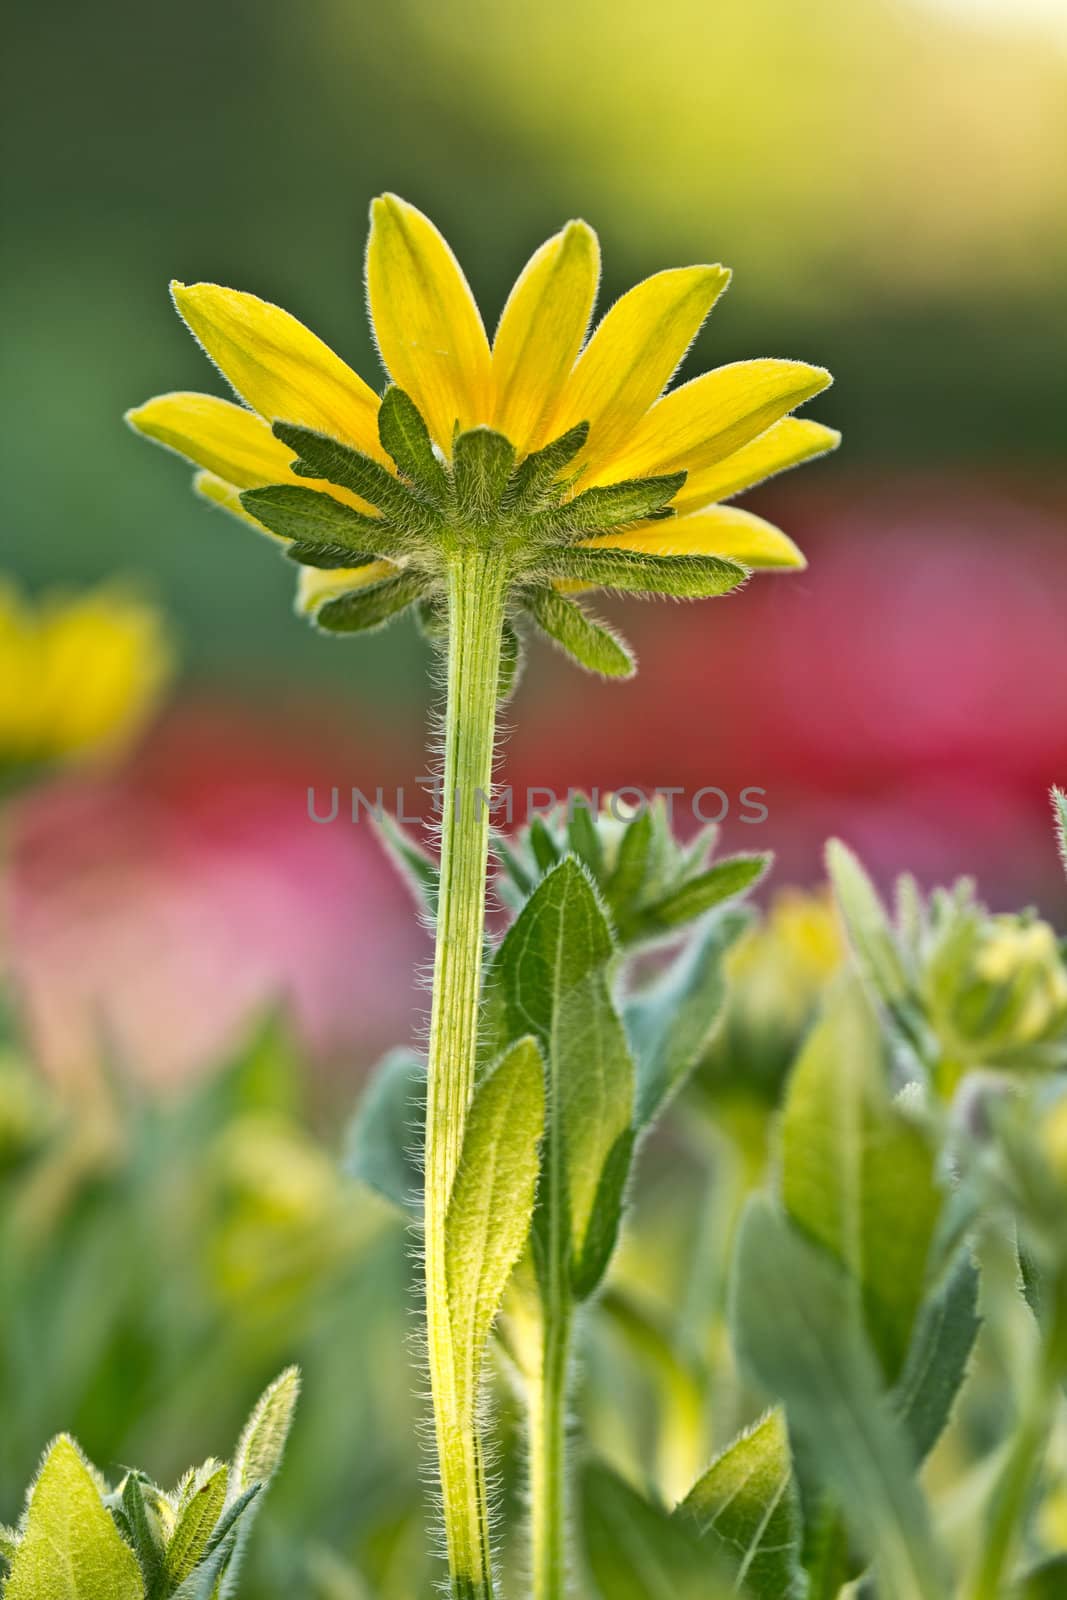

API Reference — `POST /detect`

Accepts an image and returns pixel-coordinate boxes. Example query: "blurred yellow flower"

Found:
[0,579,171,786]
[127,195,838,640]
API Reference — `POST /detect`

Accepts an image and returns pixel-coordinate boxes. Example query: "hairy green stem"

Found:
[529,1299,572,1600]
[425,549,509,1600]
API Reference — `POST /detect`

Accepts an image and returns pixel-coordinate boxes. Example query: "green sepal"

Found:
[548,471,686,538]
[676,1409,803,1600]
[445,1036,545,1410]
[315,571,430,634]
[343,1047,425,1214]
[273,421,441,535]
[625,907,752,1128]
[452,426,517,523]
[621,853,769,943]
[502,421,590,513]
[523,586,635,679]
[498,616,524,701]
[377,385,450,504]
[570,1126,635,1300]
[283,541,377,570]
[539,546,747,599]
[239,483,396,555]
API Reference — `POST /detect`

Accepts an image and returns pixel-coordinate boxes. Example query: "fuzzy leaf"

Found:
[239,485,390,555]
[232,1367,299,1492]
[825,839,911,1011]
[284,540,377,570]
[524,586,635,678]
[678,1409,802,1599]
[452,426,516,522]
[543,546,747,598]
[504,421,590,512]
[315,571,430,634]
[5,1436,143,1600]
[343,1048,425,1213]
[780,978,941,1383]
[273,421,439,531]
[551,472,687,536]
[582,1463,732,1600]
[446,1036,545,1407]
[121,1473,164,1593]
[567,796,603,876]
[571,1127,635,1300]
[624,854,769,943]
[732,1197,945,1600]
[377,386,449,502]
[892,1251,980,1462]
[483,860,634,1271]
[0,1526,18,1564]
[166,1464,229,1586]
[605,808,655,914]
[626,909,751,1128]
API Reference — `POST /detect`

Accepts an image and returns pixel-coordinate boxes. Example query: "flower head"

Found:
[0,579,171,792]
[127,196,837,677]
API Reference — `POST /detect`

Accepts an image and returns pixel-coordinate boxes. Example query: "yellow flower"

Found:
[0,579,171,785]
[127,195,837,674]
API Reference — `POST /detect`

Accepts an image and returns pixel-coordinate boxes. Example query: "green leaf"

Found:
[445,1036,545,1407]
[892,1251,980,1462]
[5,1436,143,1600]
[166,1463,229,1586]
[239,484,391,554]
[343,1048,425,1214]
[1053,787,1067,881]
[625,909,752,1128]
[452,427,516,522]
[315,571,430,634]
[780,978,942,1382]
[567,795,603,876]
[605,808,655,916]
[541,546,747,599]
[503,422,590,513]
[731,1197,946,1600]
[624,854,769,944]
[523,586,635,678]
[373,814,438,918]
[232,1367,300,1492]
[825,839,911,1012]
[490,829,535,898]
[678,1409,802,1599]
[121,1473,164,1594]
[483,859,634,1271]
[274,422,440,533]
[528,816,562,874]
[550,472,687,537]
[571,1127,635,1300]
[1019,1555,1067,1597]
[377,386,449,503]
[582,1462,732,1600]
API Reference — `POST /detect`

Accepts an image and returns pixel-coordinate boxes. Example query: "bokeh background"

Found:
[2,1,1066,1589]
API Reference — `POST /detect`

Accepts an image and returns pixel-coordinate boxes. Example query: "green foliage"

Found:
[581,1463,731,1600]
[445,1038,545,1408]
[377,386,450,504]
[540,546,747,598]
[678,1409,801,1599]
[343,1048,425,1214]
[1,1374,295,1600]
[545,472,686,538]
[521,586,635,679]
[315,572,432,635]
[238,486,384,556]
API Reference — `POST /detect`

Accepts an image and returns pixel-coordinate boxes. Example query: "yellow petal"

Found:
[127,393,300,489]
[296,560,399,616]
[584,505,806,570]
[674,419,842,515]
[366,194,492,450]
[170,282,385,458]
[589,359,832,485]
[128,393,377,515]
[545,265,730,477]
[491,221,600,455]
